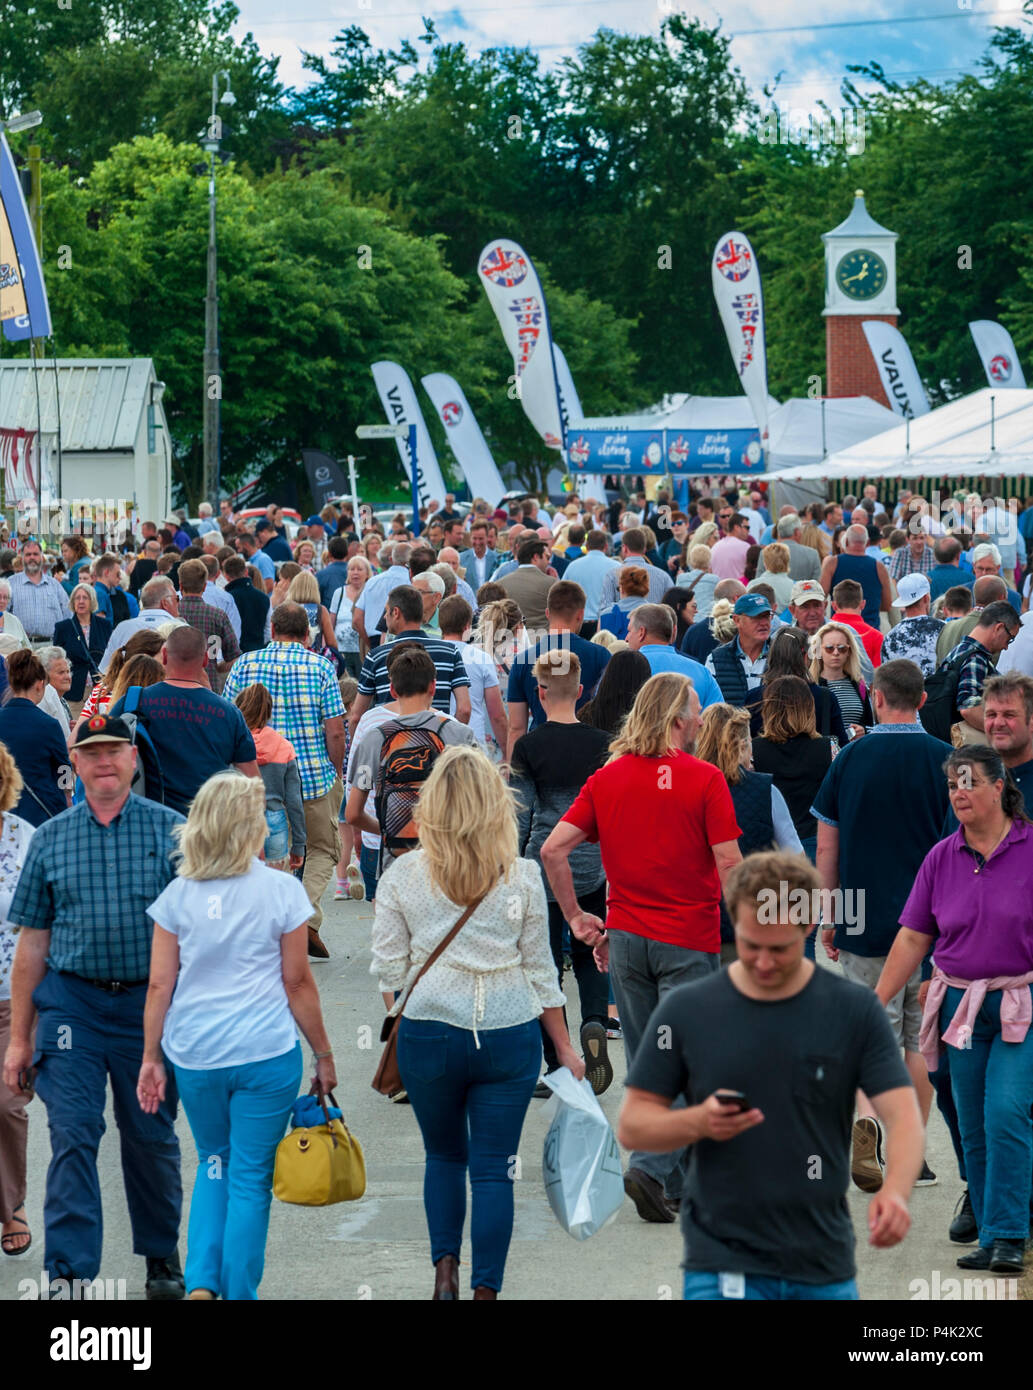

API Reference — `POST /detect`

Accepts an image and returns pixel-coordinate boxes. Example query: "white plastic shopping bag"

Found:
[542,1067,625,1240]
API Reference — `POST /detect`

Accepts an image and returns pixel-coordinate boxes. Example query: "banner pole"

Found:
[348,455,362,538]
[409,424,420,535]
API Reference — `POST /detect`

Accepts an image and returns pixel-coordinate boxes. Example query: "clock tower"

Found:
[823,191,899,406]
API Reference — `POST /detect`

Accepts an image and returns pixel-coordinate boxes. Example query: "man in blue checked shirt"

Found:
[1,714,186,1300]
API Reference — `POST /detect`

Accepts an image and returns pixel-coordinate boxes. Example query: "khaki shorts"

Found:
[839,950,923,1054]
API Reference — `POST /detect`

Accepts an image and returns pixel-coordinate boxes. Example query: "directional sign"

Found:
[356,424,408,440]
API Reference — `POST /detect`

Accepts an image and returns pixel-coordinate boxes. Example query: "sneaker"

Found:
[850,1116,885,1193]
[949,1188,979,1245]
[145,1251,185,1301]
[623,1167,676,1224]
[333,883,348,901]
[580,1021,613,1097]
[388,1088,410,1104]
[914,1160,938,1187]
[606,1017,622,1040]
[349,880,365,900]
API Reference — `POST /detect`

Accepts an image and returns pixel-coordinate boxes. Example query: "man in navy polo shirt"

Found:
[255,518,292,564]
[505,580,609,760]
[812,659,951,1197]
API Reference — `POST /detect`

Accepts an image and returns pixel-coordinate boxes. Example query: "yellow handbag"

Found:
[273,1087,366,1206]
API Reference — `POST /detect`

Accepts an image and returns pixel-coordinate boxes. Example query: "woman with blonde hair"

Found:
[371,746,583,1300]
[808,621,873,737]
[799,522,831,561]
[361,533,382,572]
[0,741,35,1256]
[472,598,526,682]
[759,542,794,610]
[286,569,337,652]
[692,520,720,550]
[137,772,335,1301]
[695,702,803,962]
[676,541,718,619]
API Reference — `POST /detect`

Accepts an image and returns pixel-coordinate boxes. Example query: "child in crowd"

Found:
[233,682,306,872]
[335,675,364,900]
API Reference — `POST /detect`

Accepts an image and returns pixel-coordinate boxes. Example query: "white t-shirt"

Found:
[449,640,500,744]
[148,860,312,1069]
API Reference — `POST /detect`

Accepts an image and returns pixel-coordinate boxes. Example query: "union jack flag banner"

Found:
[0,426,36,499]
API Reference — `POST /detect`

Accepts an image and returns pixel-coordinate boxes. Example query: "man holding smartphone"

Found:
[617,851,924,1301]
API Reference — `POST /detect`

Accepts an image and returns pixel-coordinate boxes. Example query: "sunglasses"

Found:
[822,644,850,654]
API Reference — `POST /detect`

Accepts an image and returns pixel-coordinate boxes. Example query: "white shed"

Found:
[0,357,171,527]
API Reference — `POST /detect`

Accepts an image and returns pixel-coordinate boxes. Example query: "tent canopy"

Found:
[765,396,898,471]
[763,388,1033,482]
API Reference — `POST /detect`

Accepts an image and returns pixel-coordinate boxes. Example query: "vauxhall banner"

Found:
[0,132,52,342]
[861,322,930,419]
[969,320,1027,390]
[553,344,607,498]
[370,361,449,509]
[711,231,769,448]
[421,373,507,505]
[301,449,349,509]
[478,239,566,453]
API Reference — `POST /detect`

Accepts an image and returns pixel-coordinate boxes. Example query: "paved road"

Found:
[0,893,992,1301]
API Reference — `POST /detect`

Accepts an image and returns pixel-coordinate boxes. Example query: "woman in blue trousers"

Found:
[137,773,336,1299]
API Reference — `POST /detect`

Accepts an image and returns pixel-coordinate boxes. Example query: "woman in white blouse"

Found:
[371,746,585,1302]
[0,742,36,1256]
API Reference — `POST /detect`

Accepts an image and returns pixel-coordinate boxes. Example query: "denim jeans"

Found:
[929,1050,966,1182]
[944,984,1033,1242]
[799,836,817,961]
[683,1270,858,1301]
[174,1042,302,1300]
[359,844,379,902]
[32,970,181,1282]
[264,808,289,862]
[398,1016,541,1292]
[541,884,609,1072]
[607,929,718,1201]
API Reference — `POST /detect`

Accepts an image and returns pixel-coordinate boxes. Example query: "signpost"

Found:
[356,422,420,535]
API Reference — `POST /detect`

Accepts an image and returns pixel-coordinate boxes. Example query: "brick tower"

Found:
[822,191,899,406]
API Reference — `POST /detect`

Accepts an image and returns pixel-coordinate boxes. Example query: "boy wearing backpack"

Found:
[344,646,479,875]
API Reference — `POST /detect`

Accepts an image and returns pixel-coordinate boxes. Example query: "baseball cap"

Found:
[73,714,133,748]
[790,579,826,606]
[733,593,771,618]
[305,515,326,528]
[893,573,931,608]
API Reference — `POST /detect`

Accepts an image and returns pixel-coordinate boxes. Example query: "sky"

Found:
[231,0,1027,108]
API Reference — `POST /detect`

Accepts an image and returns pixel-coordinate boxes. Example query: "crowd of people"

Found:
[0,480,1032,1300]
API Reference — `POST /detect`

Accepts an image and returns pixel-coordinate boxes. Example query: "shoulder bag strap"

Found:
[390,893,487,1020]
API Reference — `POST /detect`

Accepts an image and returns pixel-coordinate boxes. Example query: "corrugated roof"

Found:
[0,358,155,451]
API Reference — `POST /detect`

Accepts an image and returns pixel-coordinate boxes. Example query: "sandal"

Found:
[1,1207,31,1256]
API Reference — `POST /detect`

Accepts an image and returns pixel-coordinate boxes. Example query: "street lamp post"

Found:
[201,71,235,510]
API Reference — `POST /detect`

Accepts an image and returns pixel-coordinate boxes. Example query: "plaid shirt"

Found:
[178,594,241,694]
[223,641,345,800]
[8,572,70,639]
[888,546,936,582]
[946,634,994,710]
[10,793,184,980]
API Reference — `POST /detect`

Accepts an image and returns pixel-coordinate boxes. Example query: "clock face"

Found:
[835,248,888,301]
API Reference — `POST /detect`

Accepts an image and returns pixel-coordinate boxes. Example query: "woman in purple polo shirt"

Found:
[874,745,1033,1276]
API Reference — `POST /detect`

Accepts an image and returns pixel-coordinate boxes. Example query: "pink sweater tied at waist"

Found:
[918,966,1033,1073]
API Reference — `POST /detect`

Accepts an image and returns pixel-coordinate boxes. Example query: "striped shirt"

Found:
[888,546,936,581]
[223,641,345,800]
[10,794,184,979]
[357,631,471,714]
[8,572,70,640]
[178,594,241,694]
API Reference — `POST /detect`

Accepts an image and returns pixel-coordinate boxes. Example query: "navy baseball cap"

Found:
[733,594,771,618]
[306,515,326,527]
[74,714,133,747]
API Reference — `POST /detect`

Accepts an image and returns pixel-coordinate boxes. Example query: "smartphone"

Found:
[17,1067,37,1099]
[714,1089,749,1112]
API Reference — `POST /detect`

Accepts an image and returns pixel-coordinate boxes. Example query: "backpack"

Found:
[919,647,969,743]
[120,685,166,804]
[373,717,447,868]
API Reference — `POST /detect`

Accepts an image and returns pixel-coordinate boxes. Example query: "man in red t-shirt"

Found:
[832,578,883,669]
[542,671,742,1224]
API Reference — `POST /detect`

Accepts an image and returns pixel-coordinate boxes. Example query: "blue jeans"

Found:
[683,1270,858,1301]
[264,808,289,862]
[32,970,182,1282]
[174,1043,303,1299]
[607,930,718,1200]
[944,985,1033,1242]
[359,844,379,902]
[398,1017,541,1292]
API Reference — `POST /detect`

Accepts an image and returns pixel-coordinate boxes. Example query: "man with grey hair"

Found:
[100,575,184,667]
[757,513,821,583]
[352,541,412,655]
[195,501,220,536]
[970,541,1021,615]
[435,549,478,610]
[820,523,891,629]
[411,569,446,632]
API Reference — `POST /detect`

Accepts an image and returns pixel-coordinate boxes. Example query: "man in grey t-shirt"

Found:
[344,645,478,863]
